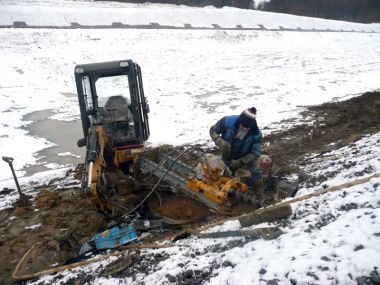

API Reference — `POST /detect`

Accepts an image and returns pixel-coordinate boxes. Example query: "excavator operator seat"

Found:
[103,95,131,123]
[102,95,135,141]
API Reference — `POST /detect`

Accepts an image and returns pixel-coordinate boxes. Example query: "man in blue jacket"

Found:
[209,107,264,200]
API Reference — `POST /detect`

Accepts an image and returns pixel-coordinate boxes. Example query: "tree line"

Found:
[256,0,380,23]
[101,0,380,23]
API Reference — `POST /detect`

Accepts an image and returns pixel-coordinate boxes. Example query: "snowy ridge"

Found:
[29,132,380,284]
[1,0,380,32]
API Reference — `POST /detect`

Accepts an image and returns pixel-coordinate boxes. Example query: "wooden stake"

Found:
[12,242,187,281]
[274,172,380,207]
[239,204,292,227]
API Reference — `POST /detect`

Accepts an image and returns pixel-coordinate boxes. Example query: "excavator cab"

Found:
[75,59,150,156]
[74,59,150,214]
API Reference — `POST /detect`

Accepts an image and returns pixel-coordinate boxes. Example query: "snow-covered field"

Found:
[28,132,380,285]
[1,0,380,183]
[1,1,380,284]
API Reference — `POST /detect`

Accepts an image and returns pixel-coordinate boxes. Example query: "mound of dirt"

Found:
[152,194,210,221]
[0,188,104,285]
[35,190,61,209]
[263,91,380,175]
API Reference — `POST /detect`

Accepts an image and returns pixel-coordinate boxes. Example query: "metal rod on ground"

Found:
[2,156,27,200]
[195,172,380,232]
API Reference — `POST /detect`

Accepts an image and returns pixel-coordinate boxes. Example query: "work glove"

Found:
[214,137,231,157]
[228,159,242,171]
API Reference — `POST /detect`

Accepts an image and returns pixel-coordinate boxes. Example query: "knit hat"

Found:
[238,107,257,128]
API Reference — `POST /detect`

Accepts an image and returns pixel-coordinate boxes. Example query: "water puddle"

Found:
[22,110,84,176]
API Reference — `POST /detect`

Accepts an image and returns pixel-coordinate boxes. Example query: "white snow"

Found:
[2,0,380,32]
[0,167,71,210]
[0,1,379,283]
[57,152,81,158]
[0,0,380,184]
[25,223,42,229]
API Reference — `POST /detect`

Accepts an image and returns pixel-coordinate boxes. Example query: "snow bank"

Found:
[1,0,380,32]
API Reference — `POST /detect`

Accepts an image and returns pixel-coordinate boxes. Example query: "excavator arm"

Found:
[84,126,118,215]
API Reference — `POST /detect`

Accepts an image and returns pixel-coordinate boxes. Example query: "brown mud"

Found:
[263,91,380,175]
[151,194,210,221]
[0,91,379,284]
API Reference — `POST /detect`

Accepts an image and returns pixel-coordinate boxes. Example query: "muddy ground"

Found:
[0,91,379,285]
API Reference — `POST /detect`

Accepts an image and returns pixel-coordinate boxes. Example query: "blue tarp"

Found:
[95,225,138,249]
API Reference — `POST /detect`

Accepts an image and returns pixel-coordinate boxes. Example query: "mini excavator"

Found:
[75,59,150,215]
[75,59,291,216]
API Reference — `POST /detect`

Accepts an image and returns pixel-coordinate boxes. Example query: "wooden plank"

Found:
[12,243,187,281]
[238,204,292,227]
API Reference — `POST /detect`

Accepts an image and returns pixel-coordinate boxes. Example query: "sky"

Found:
[0,1,380,284]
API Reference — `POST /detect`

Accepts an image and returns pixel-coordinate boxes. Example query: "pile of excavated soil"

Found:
[0,188,104,285]
[151,194,210,221]
[263,91,380,175]
[0,91,379,284]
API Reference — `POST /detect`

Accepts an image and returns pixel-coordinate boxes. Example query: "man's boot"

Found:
[252,179,265,207]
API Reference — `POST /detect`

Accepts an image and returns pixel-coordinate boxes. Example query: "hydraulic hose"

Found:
[119,146,205,220]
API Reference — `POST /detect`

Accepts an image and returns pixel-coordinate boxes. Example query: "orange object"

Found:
[187,172,248,205]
